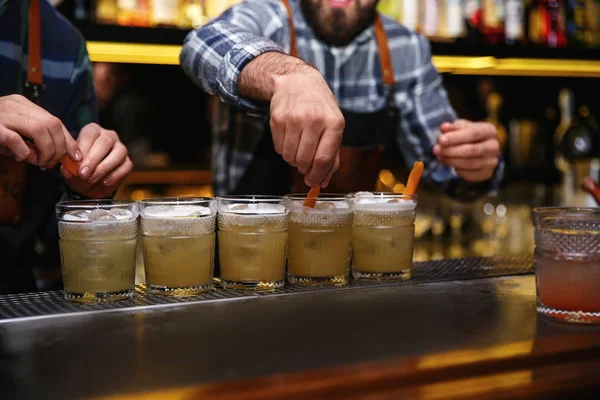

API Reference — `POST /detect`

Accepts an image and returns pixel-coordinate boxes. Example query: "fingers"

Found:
[296,127,322,175]
[78,128,118,180]
[436,139,500,159]
[101,157,133,187]
[304,125,343,187]
[440,119,470,133]
[281,125,302,168]
[320,151,340,188]
[0,95,80,165]
[438,122,497,146]
[270,111,285,155]
[0,127,31,161]
[76,123,102,156]
[87,142,128,185]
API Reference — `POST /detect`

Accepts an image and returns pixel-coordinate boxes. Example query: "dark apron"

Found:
[233,4,403,195]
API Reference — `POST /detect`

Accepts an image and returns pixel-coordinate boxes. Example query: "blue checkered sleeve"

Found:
[180,0,287,109]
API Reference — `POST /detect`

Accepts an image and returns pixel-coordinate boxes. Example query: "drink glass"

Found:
[140,197,217,296]
[217,196,288,290]
[533,207,600,323]
[56,200,138,302]
[352,192,417,281]
[285,194,353,286]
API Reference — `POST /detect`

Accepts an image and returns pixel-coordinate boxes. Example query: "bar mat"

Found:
[0,255,533,320]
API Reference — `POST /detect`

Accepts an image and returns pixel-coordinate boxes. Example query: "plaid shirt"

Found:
[181,0,502,196]
[0,0,97,290]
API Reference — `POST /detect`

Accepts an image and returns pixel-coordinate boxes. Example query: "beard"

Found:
[300,0,379,47]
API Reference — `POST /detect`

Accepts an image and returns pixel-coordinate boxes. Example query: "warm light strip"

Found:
[87,41,181,65]
[87,41,600,77]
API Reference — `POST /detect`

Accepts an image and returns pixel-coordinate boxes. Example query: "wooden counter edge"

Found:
[98,331,600,400]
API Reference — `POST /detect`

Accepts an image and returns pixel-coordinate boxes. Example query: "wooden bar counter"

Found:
[0,256,599,399]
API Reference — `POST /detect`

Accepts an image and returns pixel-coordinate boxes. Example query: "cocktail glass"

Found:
[140,197,216,296]
[285,194,353,286]
[533,207,600,323]
[217,196,288,291]
[57,200,138,302]
[352,192,417,281]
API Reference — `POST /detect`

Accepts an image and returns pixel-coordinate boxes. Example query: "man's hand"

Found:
[61,123,133,199]
[0,95,81,166]
[239,53,344,188]
[433,119,500,183]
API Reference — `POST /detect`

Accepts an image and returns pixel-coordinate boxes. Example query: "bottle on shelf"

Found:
[421,0,440,37]
[486,92,508,151]
[505,0,526,45]
[399,0,420,31]
[539,0,568,48]
[150,0,180,27]
[565,0,588,46]
[481,0,505,44]
[554,89,599,207]
[440,0,467,38]
[117,0,150,27]
[95,0,119,24]
[464,0,483,41]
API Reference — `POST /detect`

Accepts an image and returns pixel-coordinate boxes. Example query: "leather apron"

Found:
[232,1,402,195]
[0,0,43,224]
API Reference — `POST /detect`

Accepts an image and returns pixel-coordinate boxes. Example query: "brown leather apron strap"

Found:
[26,0,44,103]
[0,0,41,224]
[373,15,396,86]
[280,0,299,58]
[28,0,42,85]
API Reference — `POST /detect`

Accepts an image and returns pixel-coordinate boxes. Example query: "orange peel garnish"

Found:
[404,161,424,195]
[59,154,82,177]
[303,186,321,208]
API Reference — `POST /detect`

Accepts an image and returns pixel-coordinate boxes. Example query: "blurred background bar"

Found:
[53,0,600,262]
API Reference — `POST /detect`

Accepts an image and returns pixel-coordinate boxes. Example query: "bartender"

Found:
[181,0,502,196]
[0,0,133,293]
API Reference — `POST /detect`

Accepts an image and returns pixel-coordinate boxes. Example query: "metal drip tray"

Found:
[0,255,533,320]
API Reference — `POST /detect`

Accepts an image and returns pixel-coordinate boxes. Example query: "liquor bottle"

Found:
[527,0,542,43]
[180,0,207,28]
[505,0,526,45]
[150,0,180,27]
[442,0,466,38]
[464,0,483,41]
[565,0,587,46]
[117,0,150,27]
[95,0,118,24]
[482,0,505,43]
[538,0,568,48]
[486,93,508,151]
[399,0,420,31]
[555,89,596,161]
[422,0,440,37]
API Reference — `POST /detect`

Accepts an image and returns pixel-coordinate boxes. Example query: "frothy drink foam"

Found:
[143,205,211,218]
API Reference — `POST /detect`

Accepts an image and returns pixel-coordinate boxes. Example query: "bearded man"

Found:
[180,0,502,197]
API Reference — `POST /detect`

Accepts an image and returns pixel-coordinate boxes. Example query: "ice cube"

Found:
[315,202,335,212]
[63,210,90,222]
[355,191,375,198]
[230,204,249,212]
[109,208,133,220]
[254,203,285,214]
[144,205,172,217]
[89,209,117,222]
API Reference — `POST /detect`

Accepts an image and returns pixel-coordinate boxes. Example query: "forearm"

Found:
[238,52,317,101]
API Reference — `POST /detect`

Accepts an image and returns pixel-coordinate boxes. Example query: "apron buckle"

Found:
[24,81,46,105]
